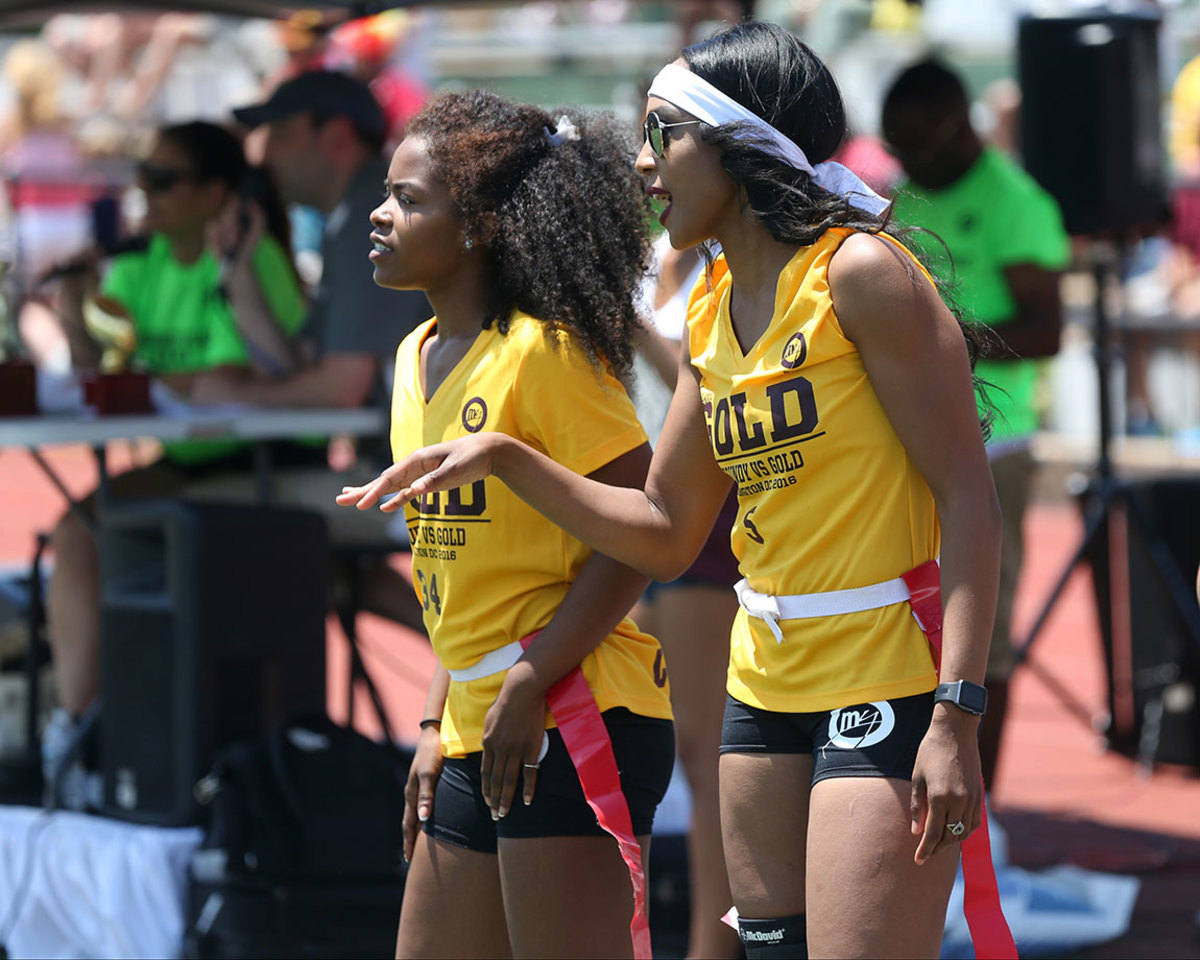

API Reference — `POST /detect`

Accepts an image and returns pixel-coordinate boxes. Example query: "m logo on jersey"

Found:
[462,397,487,433]
[781,332,807,370]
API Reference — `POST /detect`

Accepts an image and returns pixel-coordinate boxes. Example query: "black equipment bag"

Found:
[184,716,410,959]
[193,714,410,882]
[184,874,405,960]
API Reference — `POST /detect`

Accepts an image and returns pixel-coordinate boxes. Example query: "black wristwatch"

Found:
[934,680,988,716]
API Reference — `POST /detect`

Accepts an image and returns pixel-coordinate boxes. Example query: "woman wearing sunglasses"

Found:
[60,120,302,381]
[342,21,1003,959]
[347,90,673,958]
[44,121,307,798]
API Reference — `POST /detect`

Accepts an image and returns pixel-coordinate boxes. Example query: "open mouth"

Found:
[647,186,672,226]
[368,235,393,260]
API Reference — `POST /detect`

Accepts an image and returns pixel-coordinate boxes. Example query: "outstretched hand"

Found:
[336,433,504,513]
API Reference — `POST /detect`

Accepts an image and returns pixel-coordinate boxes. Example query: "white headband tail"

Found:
[647,63,889,217]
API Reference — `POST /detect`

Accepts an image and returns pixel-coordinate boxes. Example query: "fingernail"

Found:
[491,810,499,821]
[498,807,508,818]
[418,813,428,823]
[524,797,532,806]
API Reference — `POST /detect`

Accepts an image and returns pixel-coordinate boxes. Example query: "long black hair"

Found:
[682,21,886,243]
[681,22,994,427]
[405,90,654,378]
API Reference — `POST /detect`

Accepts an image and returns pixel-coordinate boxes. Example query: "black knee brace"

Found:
[737,912,807,959]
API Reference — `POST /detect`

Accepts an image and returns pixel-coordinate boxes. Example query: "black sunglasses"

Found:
[136,162,196,193]
[643,111,703,158]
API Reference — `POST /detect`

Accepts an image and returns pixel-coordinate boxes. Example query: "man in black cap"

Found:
[194,69,428,410]
[191,70,429,627]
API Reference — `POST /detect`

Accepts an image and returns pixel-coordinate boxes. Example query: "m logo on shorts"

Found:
[462,397,487,433]
[827,701,895,749]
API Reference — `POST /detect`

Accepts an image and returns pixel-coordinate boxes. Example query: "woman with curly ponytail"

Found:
[352,90,673,958]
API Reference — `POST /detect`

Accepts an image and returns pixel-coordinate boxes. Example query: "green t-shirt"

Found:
[102,232,305,463]
[890,148,1071,441]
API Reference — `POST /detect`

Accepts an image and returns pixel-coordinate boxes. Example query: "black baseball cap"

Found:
[232,70,385,142]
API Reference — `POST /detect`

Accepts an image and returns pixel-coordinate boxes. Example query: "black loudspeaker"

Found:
[1086,478,1200,769]
[100,501,329,826]
[1018,9,1168,236]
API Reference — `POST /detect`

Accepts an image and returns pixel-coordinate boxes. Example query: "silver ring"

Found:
[947,820,966,837]
[522,762,540,770]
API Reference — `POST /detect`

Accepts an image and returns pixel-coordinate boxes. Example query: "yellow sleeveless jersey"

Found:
[687,228,940,712]
[391,311,672,756]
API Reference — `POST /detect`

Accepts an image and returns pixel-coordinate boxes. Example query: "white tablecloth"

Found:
[0,805,201,960]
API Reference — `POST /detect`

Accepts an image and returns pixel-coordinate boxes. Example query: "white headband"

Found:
[647,63,890,217]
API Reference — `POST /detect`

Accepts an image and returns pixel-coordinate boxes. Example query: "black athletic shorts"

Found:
[720,691,935,785]
[424,708,675,854]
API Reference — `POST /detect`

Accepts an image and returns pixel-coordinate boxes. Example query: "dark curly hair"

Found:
[681,22,994,431]
[405,90,654,377]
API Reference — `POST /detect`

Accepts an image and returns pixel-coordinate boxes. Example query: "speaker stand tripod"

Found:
[1009,242,1200,771]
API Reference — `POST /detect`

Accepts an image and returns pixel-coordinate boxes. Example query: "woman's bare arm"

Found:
[338,345,732,582]
[830,232,1002,863]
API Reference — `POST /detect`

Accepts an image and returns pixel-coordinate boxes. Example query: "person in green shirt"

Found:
[45,121,307,807]
[883,58,1071,789]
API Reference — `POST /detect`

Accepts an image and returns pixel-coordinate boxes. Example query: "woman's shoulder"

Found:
[249,231,298,276]
[502,310,586,360]
[396,316,437,358]
[126,232,169,260]
[829,230,926,282]
[827,231,939,334]
[503,309,546,343]
[499,310,630,401]
[105,233,162,283]
[250,229,288,258]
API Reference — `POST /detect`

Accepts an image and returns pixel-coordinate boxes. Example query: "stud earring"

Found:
[463,237,474,250]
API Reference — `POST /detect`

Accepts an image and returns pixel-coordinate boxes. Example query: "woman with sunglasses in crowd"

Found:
[59,120,302,379]
[344,90,673,958]
[43,121,306,806]
[342,21,1002,959]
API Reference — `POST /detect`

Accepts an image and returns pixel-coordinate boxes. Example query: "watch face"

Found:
[960,682,988,715]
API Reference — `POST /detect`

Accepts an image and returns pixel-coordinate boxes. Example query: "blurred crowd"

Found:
[5,1,1200,441]
[0,7,441,818]
[0,8,431,312]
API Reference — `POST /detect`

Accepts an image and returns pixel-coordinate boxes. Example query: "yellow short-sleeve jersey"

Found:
[687,228,940,713]
[391,311,672,756]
